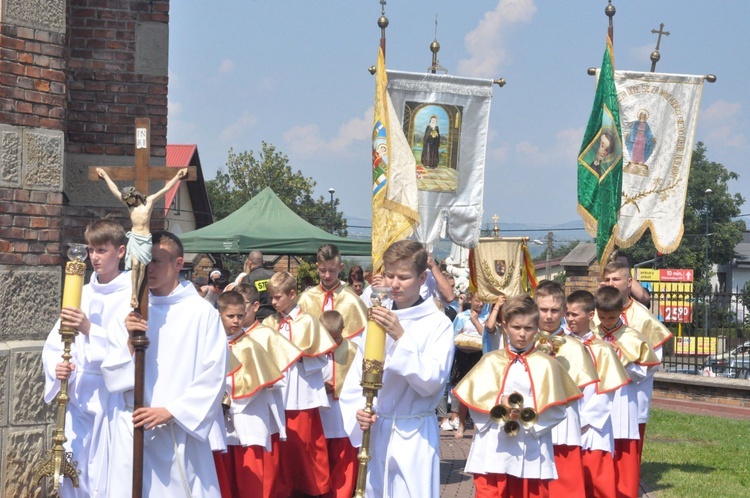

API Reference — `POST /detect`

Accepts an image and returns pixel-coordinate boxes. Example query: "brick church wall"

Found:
[0,2,170,495]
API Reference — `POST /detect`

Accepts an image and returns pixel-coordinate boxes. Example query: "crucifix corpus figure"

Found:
[97,166,188,308]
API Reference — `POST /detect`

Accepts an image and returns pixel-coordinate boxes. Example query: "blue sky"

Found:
[167,1,750,235]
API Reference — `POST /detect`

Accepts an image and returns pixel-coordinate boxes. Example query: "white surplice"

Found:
[611,363,646,440]
[42,271,131,498]
[339,298,454,498]
[101,281,227,498]
[464,360,566,479]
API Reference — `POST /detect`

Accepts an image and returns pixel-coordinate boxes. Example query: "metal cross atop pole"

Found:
[88,118,195,498]
[650,23,670,72]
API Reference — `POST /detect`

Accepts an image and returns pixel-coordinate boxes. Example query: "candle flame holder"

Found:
[33,243,88,492]
[353,286,391,498]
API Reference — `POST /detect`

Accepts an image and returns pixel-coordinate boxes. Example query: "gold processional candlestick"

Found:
[353,286,391,498]
[33,243,88,492]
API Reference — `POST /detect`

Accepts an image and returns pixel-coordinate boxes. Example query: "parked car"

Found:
[701,341,750,379]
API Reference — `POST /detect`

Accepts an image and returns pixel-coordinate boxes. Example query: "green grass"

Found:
[642,408,750,497]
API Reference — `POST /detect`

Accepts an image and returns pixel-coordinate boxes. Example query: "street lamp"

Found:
[328,188,335,233]
[704,188,712,337]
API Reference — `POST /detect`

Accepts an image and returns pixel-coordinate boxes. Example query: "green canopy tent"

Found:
[178,187,371,256]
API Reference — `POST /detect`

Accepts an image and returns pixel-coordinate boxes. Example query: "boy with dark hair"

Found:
[297,243,369,340]
[600,260,672,463]
[595,286,659,498]
[214,290,286,498]
[566,290,630,498]
[454,296,582,497]
[102,230,227,497]
[534,281,598,498]
[340,240,454,498]
[42,218,131,498]
[319,309,360,498]
[262,271,337,497]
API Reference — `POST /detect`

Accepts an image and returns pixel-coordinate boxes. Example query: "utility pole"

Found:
[546,231,554,280]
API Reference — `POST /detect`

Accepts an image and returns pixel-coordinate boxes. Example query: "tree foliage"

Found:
[205,142,348,236]
[622,142,745,290]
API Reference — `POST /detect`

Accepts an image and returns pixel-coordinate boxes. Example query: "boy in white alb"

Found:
[102,231,227,498]
[595,286,659,498]
[297,244,369,340]
[319,309,360,498]
[215,291,287,498]
[454,296,582,498]
[234,284,302,496]
[340,240,455,498]
[599,260,672,462]
[262,271,337,497]
[42,219,131,498]
[566,290,631,498]
[535,281,598,498]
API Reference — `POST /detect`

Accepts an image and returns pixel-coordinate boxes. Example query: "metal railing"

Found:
[648,289,750,379]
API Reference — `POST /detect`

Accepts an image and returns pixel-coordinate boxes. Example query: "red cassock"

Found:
[474,473,549,498]
[581,449,617,498]
[277,408,331,496]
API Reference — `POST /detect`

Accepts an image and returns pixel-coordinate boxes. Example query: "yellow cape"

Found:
[244,321,303,372]
[579,335,631,394]
[227,334,284,399]
[597,323,660,368]
[453,348,582,414]
[262,311,337,357]
[623,298,673,349]
[297,283,368,339]
[539,333,599,390]
[332,338,358,399]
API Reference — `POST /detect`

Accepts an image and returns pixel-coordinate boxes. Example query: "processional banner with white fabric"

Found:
[386,71,493,249]
[613,70,704,253]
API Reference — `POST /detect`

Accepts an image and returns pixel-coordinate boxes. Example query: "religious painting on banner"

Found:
[402,102,462,192]
[387,71,493,249]
[468,237,537,303]
[613,71,704,254]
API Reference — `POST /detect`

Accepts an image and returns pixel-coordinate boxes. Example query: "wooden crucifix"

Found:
[88,117,195,498]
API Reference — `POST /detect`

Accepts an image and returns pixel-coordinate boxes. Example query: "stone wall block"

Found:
[0,125,22,188]
[1,0,66,34]
[22,128,64,192]
[10,344,52,425]
[0,345,8,428]
[1,427,47,498]
[0,267,60,341]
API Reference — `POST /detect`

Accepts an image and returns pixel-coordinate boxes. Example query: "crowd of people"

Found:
[43,218,670,498]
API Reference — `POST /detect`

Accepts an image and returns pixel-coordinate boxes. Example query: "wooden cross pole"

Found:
[88,117,195,498]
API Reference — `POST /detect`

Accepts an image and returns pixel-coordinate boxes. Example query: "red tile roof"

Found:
[165,144,197,216]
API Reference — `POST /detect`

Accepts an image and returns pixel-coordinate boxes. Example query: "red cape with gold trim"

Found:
[228,333,284,399]
[452,348,582,415]
[262,311,337,358]
[297,283,368,339]
[244,321,303,372]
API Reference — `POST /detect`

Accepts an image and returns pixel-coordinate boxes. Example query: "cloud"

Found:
[457,0,537,77]
[511,126,584,168]
[218,59,235,74]
[219,111,259,143]
[700,99,745,148]
[283,107,374,156]
[627,43,655,67]
[168,98,183,117]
